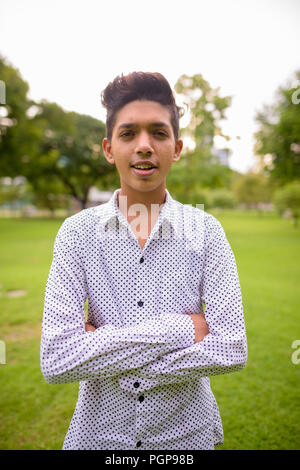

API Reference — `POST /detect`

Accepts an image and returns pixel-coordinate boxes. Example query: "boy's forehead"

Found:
[114,100,172,128]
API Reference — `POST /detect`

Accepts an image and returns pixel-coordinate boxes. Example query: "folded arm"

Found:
[118,215,247,393]
[40,219,195,385]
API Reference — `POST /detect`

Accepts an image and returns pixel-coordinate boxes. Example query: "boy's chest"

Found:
[85,236,205,326]
[127,213,158,250]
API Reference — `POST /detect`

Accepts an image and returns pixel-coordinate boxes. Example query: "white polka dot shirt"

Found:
[40,188,247,450]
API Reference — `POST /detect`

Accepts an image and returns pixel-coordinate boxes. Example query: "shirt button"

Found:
[136,441,142,448]
[140,257,144,263]
[138,300,144,307]
[134,381,140,388]
[138,395,144,403]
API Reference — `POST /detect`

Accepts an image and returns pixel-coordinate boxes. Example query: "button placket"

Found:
[136,252,145,312]
[135,384,145,449]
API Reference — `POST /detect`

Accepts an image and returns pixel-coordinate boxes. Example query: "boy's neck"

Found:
[117,183,167,214]
[117,183,167,247]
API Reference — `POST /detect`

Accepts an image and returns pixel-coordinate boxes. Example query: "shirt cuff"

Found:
[165,313,195,349]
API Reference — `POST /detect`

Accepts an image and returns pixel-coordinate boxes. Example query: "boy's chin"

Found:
[122,180,165,194]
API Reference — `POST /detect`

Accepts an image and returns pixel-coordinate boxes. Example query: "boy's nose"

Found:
[135,132,154,155]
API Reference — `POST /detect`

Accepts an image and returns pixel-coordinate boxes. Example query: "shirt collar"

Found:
[96,188,181,237]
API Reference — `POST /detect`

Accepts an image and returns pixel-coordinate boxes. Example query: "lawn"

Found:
[0,210,299,450]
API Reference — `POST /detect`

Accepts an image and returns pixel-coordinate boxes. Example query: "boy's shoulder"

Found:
[62,205,96,225]
[170,196,222,231]
[57,205,104,240]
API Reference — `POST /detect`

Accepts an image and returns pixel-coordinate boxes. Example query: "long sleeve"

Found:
[119,215,247,392]
[40,219,195,385]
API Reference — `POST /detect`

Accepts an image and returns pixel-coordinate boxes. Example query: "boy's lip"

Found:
[131,167,157,177]
[130,160,158,169]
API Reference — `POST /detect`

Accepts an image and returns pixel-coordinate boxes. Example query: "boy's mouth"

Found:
[131,162,157,177]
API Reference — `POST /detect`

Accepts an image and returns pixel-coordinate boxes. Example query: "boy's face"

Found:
[102,100,183,196]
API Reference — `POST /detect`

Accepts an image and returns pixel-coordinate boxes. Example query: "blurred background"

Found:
[0,0,299,450]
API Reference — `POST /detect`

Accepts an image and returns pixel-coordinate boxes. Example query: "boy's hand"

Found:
[188,313,209,343]
[85,322,96,332]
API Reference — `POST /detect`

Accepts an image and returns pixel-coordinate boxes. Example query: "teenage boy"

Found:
[41,72,247,450]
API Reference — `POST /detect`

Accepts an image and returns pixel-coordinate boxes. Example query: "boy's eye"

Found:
[120,130,168,138]
[155,131,167,137]
[120,131,134,137]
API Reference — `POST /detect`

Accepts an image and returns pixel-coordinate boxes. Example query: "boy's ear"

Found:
[172,139,183,163]
[102,138,115,164]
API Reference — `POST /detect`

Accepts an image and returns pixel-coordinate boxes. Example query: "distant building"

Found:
[87,187,114,207]
[212,148,230,166]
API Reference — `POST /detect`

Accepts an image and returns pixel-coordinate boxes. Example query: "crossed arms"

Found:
[40,216,247,389]
[85,313,209,342]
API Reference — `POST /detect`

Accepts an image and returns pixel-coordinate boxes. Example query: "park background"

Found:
[0,0,299,450]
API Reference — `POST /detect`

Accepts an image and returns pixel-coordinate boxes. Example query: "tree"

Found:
[28,176,72,216]
[29,101,118,208]
[273,181,300,227]
[175,74,232,149]
[0,176,34,211]
[167,73,233,203]
[0,55,118,210]
[167,150,232,201]
[233,172,273,209]
[0,54,40,177]
[254,70,300,184]
[210,189,237,209]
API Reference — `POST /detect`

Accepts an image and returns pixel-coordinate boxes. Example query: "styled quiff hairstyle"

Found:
[101,72,184,141]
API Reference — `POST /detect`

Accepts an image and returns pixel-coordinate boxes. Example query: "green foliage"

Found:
[29,101,117,208]
[0,54,39,177]
[167,149,233,202]
[273,180,300,226]
[233,172,273,207]
[0,56,118,209]
[167,73,234,201]
[175,74,232,148]
[0,181,22,206]
[169,185,213,209]
[254,70,300,184]
[210,189,237,209]
[30,178,71,214]
[0,177,34,209]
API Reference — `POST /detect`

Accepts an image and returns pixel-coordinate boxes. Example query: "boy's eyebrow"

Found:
[117,121,171,130]
[151,122,170,129]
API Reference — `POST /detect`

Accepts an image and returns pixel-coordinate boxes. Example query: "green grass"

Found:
[0,211,299,450]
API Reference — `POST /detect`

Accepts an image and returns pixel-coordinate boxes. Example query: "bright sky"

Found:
[1,0,299,173]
